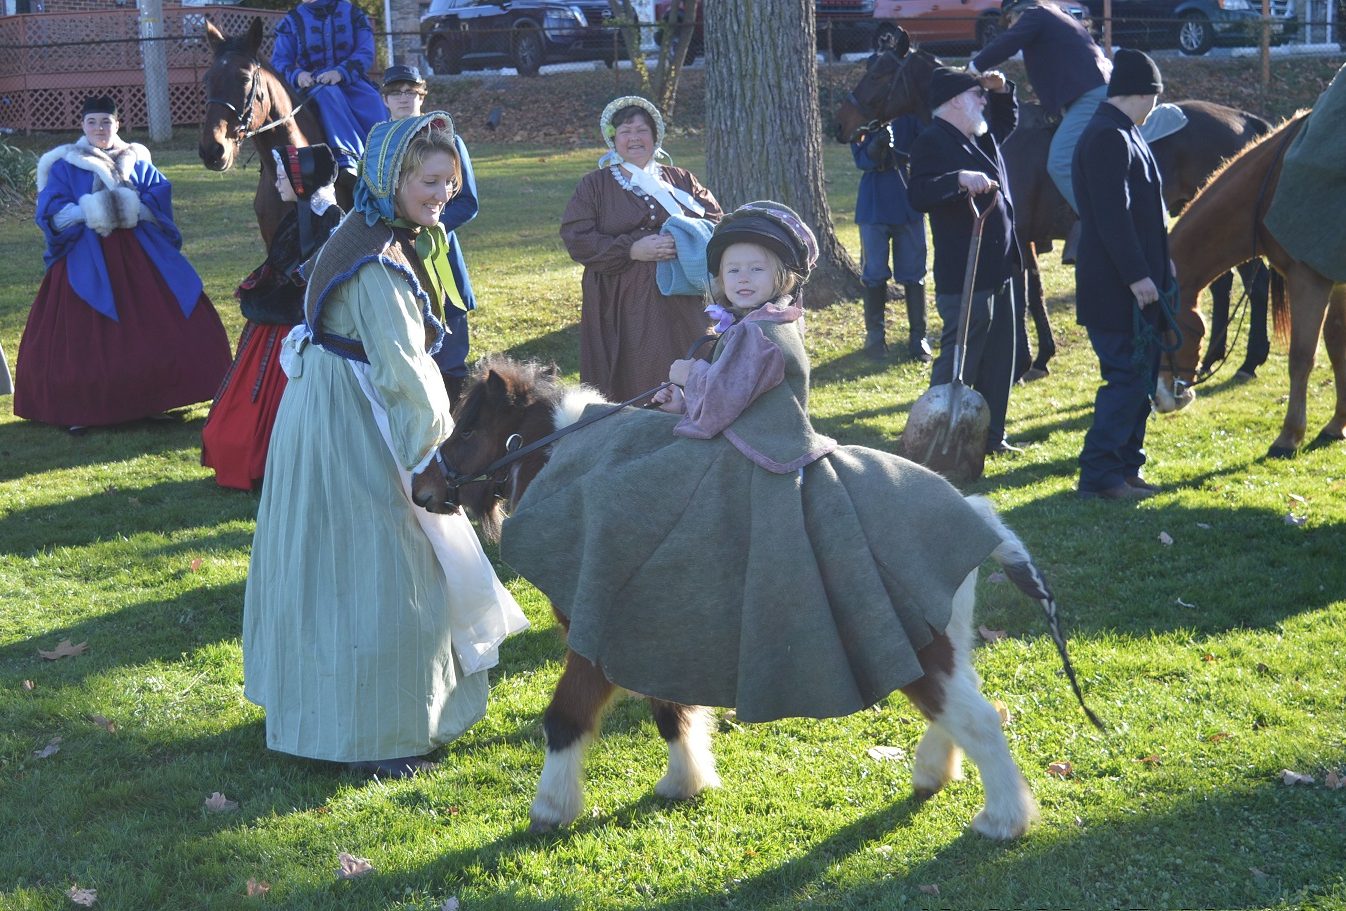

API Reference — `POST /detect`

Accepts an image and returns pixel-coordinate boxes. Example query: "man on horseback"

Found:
[272,0,387,175]
[1072,49,1172,500]
[969,0,1111,222]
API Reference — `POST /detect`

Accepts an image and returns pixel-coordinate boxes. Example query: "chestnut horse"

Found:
[1158,112,1346,458]
[831,32,1273,378]
[198,17,354,246]
[412,358,1101,838]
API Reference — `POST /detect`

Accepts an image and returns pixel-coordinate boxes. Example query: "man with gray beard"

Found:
[909,67,1024,456]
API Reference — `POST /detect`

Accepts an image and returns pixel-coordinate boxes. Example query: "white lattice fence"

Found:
[0,6,284,132]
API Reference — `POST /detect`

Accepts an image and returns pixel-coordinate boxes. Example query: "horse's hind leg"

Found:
[1237,260,1272,377]
[1269,267,1335,457]
[902,573,1037,840]
[1025,250,1055,377]
[1313,283,1346,444]
[650,702,721,800]
[530,649,617,832]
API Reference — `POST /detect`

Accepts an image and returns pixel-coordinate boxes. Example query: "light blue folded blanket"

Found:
[657,214,715,297]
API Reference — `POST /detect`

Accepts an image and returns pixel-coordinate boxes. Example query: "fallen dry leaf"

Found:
[978,625,1007,643]
[1325,770,1344,790]
[1287,493,1306,504]
[86,715,117,733]
[1196,522,1212,529]
[873,844,894,858]
[866,745,906,762]
[1208,731,1232,743]
[190,558,204,572]
[38,640,88,661]
[441,898,460,911]
[1250,867,1269,881]
[246,879,270,898]
[66,886,97,906]
[1284,513,1307,526]
[1175,597,1195,608]
[1158,531,1174,546]
[1280,769,1315,786]
[1202,653,1217,663]
[919,884,941,896]
[992,698,1012,725]
[1047,760,1073,778]
[33,736,62,759]
[1133,754,1161,765]
[22,679,34,691]
[337,852,374,879]
[204,792,239,812]
[126,496,140,507]
[987,570,1007,584]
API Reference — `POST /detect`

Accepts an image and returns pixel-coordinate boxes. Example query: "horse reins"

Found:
[1166,119,1300,389]
[434,337,719,503]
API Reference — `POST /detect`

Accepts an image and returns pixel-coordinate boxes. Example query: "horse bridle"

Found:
[844,48,933,141]
[205,58,307,144]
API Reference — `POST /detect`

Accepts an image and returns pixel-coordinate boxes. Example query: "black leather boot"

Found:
[862,284,887,359]
[902,281,933,363]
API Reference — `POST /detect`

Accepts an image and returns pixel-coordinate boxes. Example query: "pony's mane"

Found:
[1183,109,1310,214]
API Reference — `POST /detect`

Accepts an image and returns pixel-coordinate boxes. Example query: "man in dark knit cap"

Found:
[1071,48,1173,501]
[909,65,1024,458]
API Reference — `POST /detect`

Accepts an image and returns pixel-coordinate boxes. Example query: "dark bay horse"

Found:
[832,31,1272,378]
[411,358,1100,837]
[1158,112,1345,458]
[199,17,354,246]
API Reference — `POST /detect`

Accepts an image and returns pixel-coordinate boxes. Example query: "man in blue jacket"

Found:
[969,0,1111,215]
[910,67,1024,456]
[1072,49,1171,500]
[853,114,931,361]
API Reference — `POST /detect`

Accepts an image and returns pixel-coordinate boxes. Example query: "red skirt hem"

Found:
[201,321,292,491]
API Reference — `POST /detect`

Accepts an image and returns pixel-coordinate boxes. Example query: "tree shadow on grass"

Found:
[0,415,207,484]
[0,476,256,556]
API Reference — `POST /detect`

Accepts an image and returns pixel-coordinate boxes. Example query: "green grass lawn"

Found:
[1,136,1344,911]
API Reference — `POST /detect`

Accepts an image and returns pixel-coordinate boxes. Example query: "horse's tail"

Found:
[964,496,1106,731]
[1270,270,1290,345]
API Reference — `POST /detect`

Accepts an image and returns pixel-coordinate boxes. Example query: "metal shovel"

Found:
[900,190,998,485]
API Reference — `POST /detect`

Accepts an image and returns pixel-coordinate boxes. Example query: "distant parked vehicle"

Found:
[871,0,1088,54]
[421,0,624,77]
[1079,0,1296,54]
[652,0,879,63]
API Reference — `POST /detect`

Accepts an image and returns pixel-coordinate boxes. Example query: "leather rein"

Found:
[433,337,718,504]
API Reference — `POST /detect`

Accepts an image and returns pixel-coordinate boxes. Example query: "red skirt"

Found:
[201,321,291,491]
[13,231,232,427]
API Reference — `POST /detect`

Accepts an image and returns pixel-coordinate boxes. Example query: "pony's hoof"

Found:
[971,795,1038,840]
[528,817,562,834]
[1310,430,1345,449]
[1153,383,1176,413]
[912,786,939,802]
[1266,443,1298,460]
[1022,366,1049,383]
[1235,367,1257,380]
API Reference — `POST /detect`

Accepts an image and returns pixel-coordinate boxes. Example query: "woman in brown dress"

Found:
[560,96,721,402]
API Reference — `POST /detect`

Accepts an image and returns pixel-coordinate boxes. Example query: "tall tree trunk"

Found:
[704,0,862,306]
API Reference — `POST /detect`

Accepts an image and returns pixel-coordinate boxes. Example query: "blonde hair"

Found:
[397,127,461,197]
[707,242,800,311]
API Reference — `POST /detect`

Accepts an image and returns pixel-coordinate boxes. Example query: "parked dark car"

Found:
[421,0,624,77]
[1080,0,1296,54]
[653,0,878,63]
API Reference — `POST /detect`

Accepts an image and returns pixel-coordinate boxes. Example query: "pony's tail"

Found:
[965,496,1106,731]
[1270,270,1290,345]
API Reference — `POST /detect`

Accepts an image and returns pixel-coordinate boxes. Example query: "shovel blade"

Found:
[900,383,990,485]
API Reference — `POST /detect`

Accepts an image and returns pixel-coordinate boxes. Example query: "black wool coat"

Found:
[909,87,1023,297]
[1071,102,1171,334]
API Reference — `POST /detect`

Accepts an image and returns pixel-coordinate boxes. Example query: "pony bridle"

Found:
[434,433,525,505]
[845,49,908,141]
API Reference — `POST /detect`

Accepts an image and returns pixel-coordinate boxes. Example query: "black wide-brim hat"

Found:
[707,201,819,279]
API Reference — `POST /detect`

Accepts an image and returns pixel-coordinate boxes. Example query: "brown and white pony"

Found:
[412,358,1100,838]
[1158,112,1346,458]
[198,17,354,246]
